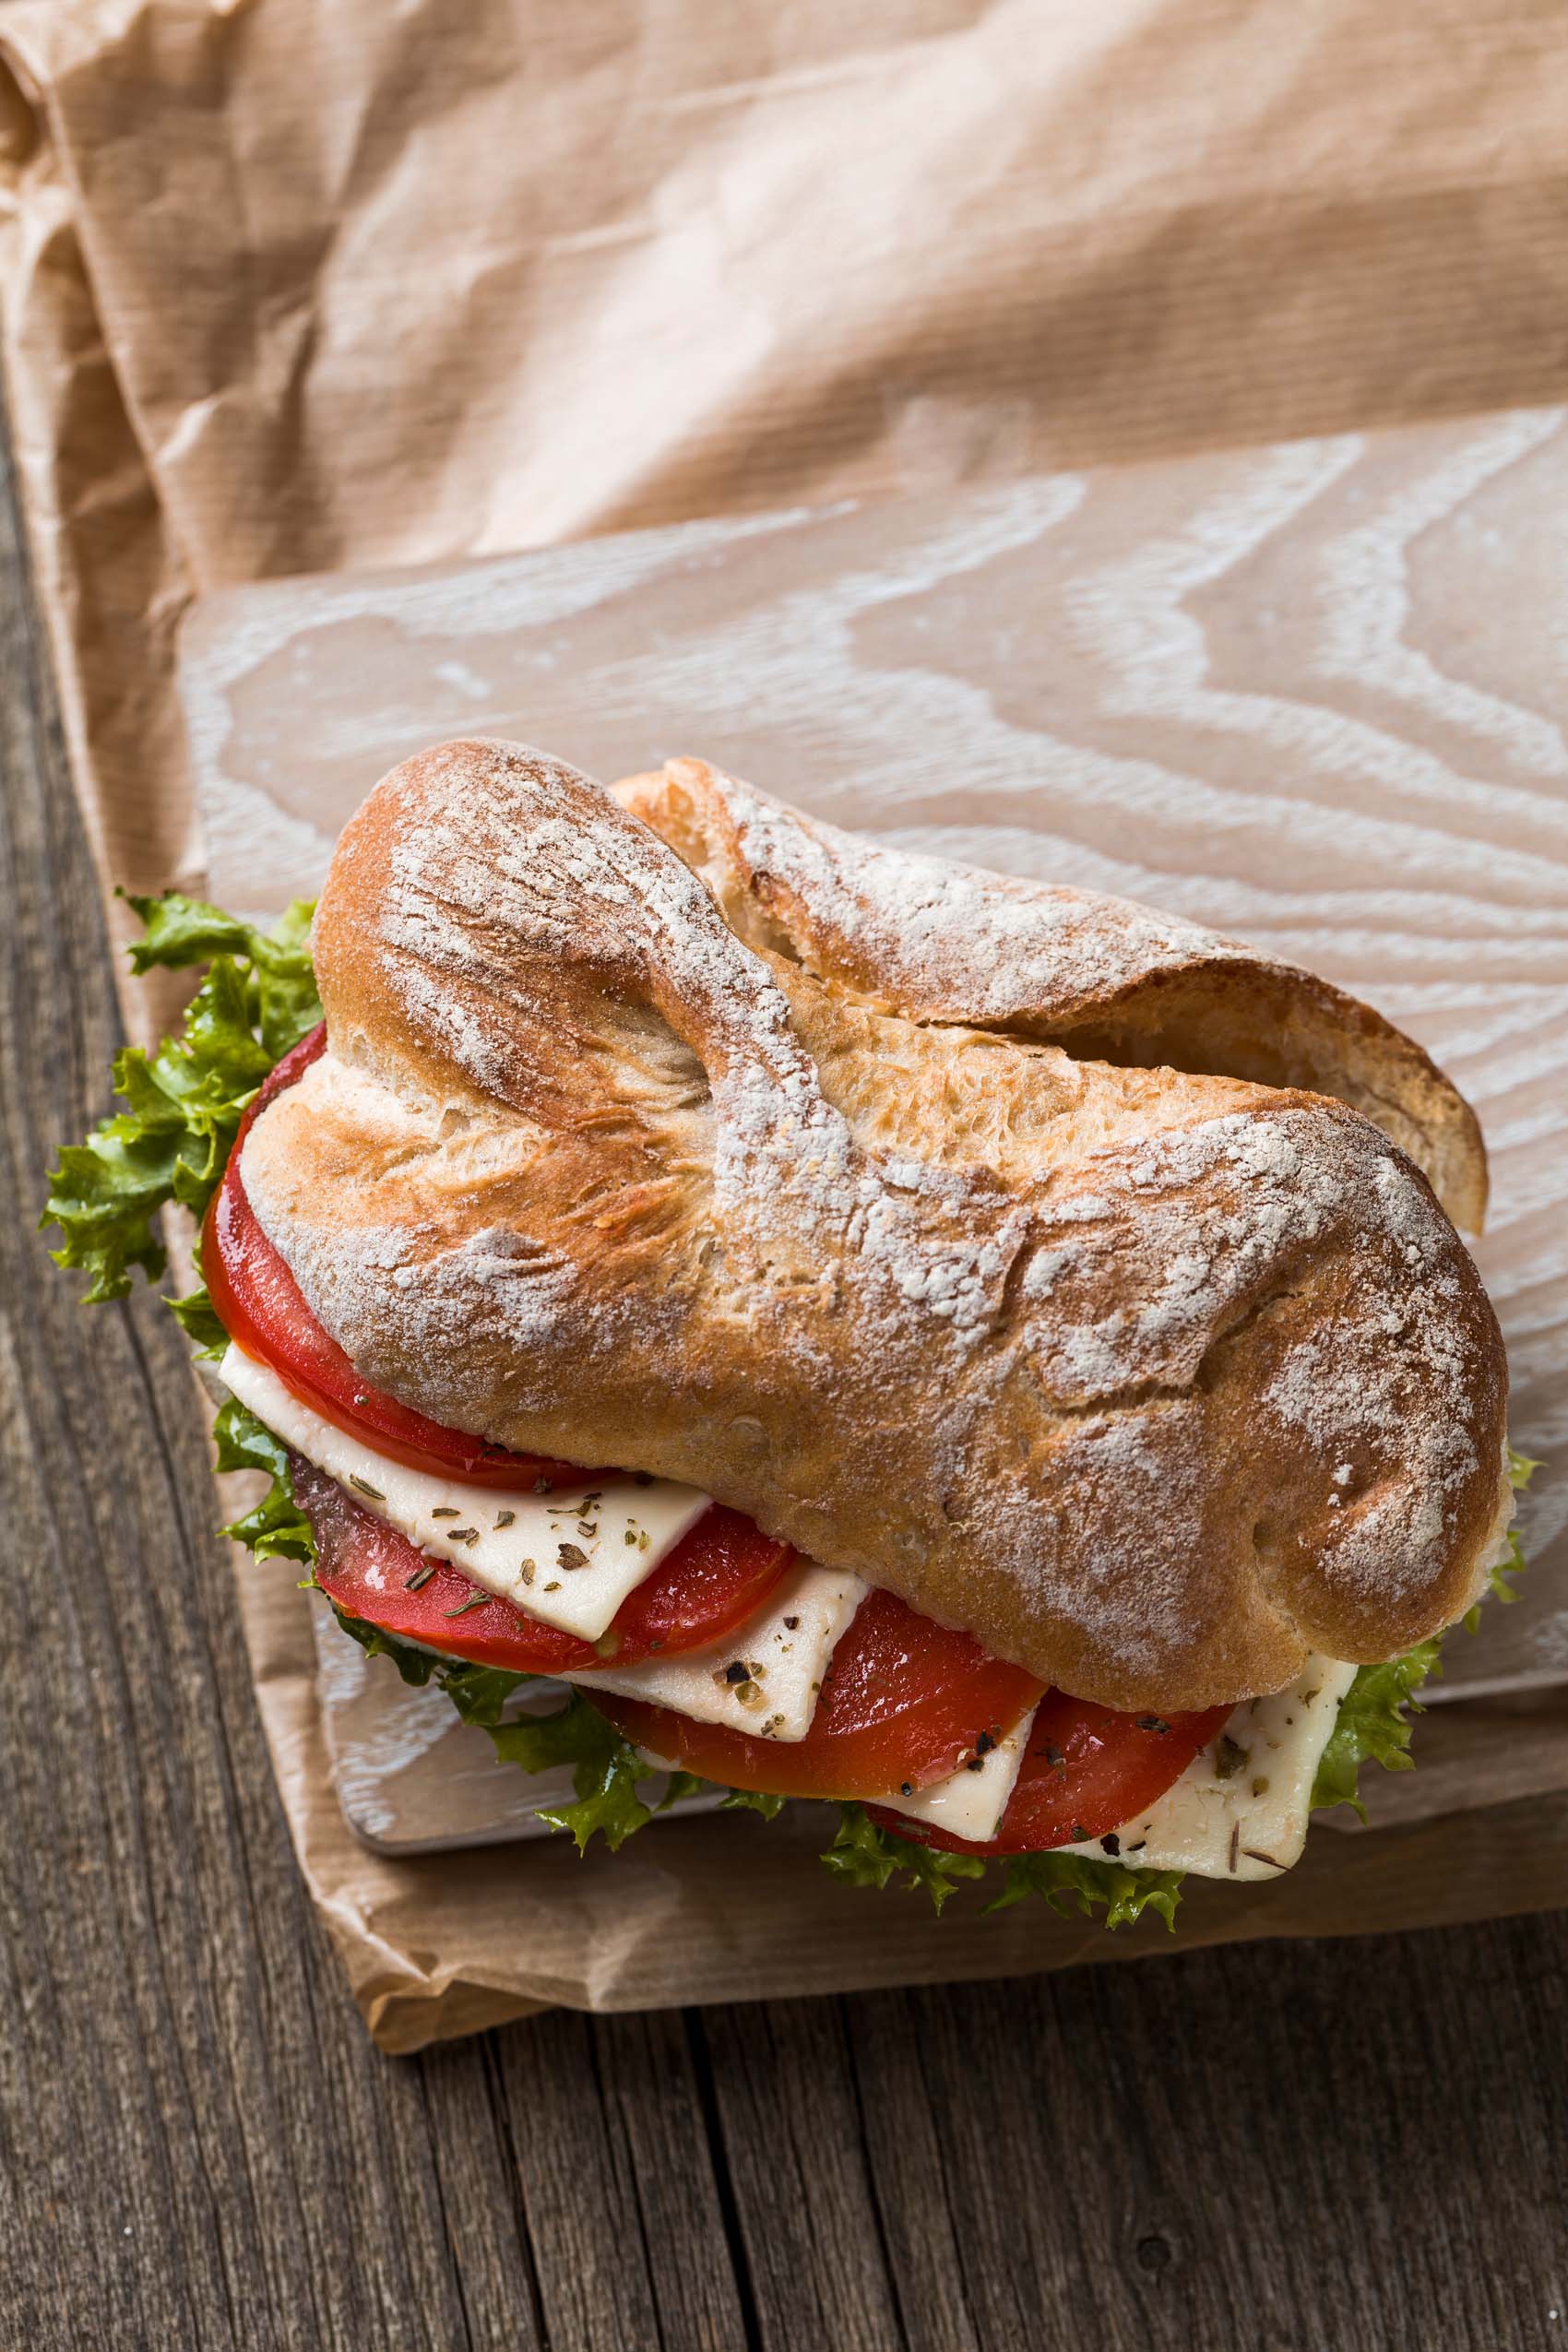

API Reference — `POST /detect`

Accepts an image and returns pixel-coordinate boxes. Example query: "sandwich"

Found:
[46,737,1530,1927]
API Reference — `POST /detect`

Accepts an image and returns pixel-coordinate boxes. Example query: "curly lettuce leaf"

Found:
[42,892,320,1305]
[658,1770,713,1810]
[820,1804,989,1914]
[980,1848,1186,1930]
[719,1786,789,1820]
[1464,1526,1526,1632]
[1508,1444,1541,1491]
[327,1610,539,1734]
[437,1659,540,1728]
[1310,1640,1444,1821]
[330,1607,443,1685]
[211,1396,317,1564]
[488,1693,663,1853]
[817,1804,1182,1925]
[167,1286,232,1359]
[123,891,320,1062]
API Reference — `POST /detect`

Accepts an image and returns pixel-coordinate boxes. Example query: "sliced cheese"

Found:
[872,1654,1360,1875]
[570,1558,867,1741]
[219,1344,709,1643]
[222,1345,1366,1845]
[871,1706,1034,1844]
[1081,1653,1360,1883]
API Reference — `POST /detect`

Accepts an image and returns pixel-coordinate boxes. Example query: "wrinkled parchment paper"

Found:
[3,0,1565,2044]
[4,0,1568,1035]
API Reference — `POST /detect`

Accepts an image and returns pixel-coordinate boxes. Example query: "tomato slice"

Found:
[589,1586,1045,1801]
[207,1021,602,1491]
[296,1455,793,1673]
[868,1691,1231,1856]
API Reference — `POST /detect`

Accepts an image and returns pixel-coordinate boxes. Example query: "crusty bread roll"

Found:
[242,738,1510,1712]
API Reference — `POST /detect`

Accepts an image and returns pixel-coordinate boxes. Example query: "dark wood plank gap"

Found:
[682,2009,767,2352]
[701,1999,909,2352]
[416,2036,565,2352]
[475,2031,557,2347]
[583,2016,672,2352]
[837,1993,983,2352]
[832,1994,930,2352]
[590,2010,753,2352]
[493,2013,666,2351]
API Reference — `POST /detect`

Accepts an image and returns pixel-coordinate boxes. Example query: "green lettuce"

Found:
[1463,1526,1527,1632]
[981,1847,1186,1930]
[821,1804,989,1913]
[719,1786,789,1821]
[328,1607,528,1716]
[1508,1444,1543,1491]
[1309,1638,1443,1821]
[42,892,319,1321]
[121,890,321,1061]
[490,1694,665,1854]
[819,1802,1183,1924]
[211,1396,317,1565]
[330,1608,445,1684]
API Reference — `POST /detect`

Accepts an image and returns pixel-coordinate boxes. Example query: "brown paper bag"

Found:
[4,0,1568,1035]
[3,0,1564,2041]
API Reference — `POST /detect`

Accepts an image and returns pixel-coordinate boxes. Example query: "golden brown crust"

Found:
[244,738,1510,1710]
[615,758,1489,1233]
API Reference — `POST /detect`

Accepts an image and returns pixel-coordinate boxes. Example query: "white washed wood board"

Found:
[179,408,1568,1853]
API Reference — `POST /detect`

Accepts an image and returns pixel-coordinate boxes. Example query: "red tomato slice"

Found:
[589,1586,1045,1801]
[868,1691,1231,1856]
[208,1021,602,1491]
[295,1454,793,1673]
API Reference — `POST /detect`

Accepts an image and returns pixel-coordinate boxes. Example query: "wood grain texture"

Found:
[178,409,1568,1857]
[6,389,1568,2349]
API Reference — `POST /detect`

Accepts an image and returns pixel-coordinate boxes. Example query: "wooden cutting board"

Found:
[178,408,1568,1852]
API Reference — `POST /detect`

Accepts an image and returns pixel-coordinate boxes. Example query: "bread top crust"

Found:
[241,737,1511,1711]
[614,758,1489,1233]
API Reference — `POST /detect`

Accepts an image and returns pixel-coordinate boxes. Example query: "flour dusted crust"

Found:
[615,759,1489,1234]
[242,739,1510,1712]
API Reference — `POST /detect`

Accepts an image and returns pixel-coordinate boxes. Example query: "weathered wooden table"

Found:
[4,403,1564,2349]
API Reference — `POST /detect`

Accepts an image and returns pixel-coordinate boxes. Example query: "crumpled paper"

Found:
[4,0,1565,2043]
[4,0,1568,1033]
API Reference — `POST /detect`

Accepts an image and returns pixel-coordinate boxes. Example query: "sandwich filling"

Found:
[44,891,1531,1929]
[223,1310,1346,1872]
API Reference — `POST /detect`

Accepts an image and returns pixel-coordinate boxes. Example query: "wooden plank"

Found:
[398,2044,549,2351]
[588,2012,754,2352]
[837,1929,1568,2352]
[698,1997,913,2351]
[490,2010,741,2350]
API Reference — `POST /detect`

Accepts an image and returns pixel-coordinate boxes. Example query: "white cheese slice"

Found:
[870,1705,1035,1843]
[218,1344,709,1643]
[1080,1653,1360,1883]
[570,1558,867,1741]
